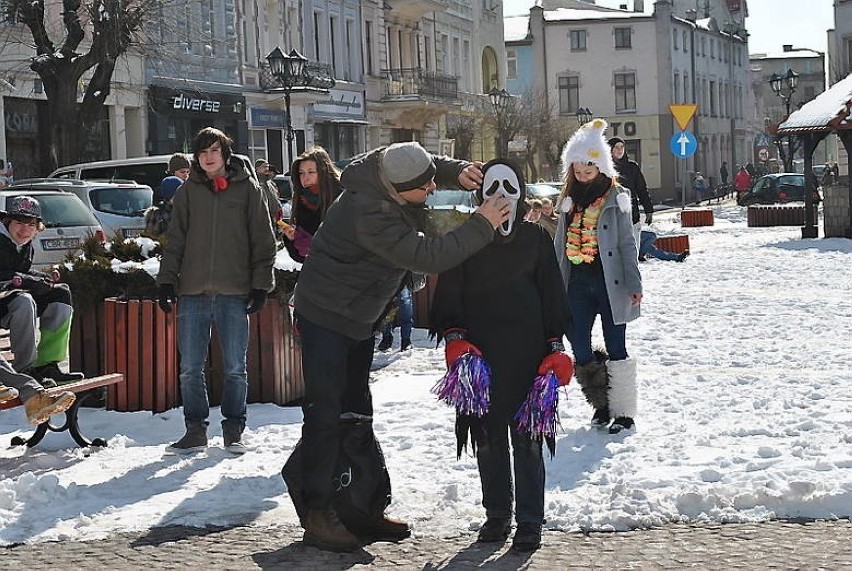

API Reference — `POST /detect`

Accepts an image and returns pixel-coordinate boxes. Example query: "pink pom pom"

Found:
[514,372,560,442]
[432,352,492,417]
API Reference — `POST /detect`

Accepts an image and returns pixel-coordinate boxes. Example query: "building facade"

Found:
[506,0,751,202]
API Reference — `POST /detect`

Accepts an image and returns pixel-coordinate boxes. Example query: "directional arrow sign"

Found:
[670,130,697,158]
[669,104,698,130]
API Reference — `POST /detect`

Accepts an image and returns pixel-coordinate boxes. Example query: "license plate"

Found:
[123,228,143,238]
[42,237,81,250]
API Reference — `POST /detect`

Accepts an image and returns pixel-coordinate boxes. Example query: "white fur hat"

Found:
[560,118,619,180]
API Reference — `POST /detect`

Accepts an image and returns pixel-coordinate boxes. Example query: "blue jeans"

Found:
[639,231,680,261]
[383,286,413,340]
[296,312,375,510]
[566,266,628,366]
[177,294,249,431]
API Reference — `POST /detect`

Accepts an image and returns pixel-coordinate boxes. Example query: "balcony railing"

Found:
[381,68,458,102]
[259,61,336,92]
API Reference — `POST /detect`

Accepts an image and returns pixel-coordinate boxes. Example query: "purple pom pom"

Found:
[514,372,560,441]
[432,352,492,417]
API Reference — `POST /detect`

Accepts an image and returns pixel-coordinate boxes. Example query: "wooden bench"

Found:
[681,209,715,227]
[747,205,818,227]
[653,234,690,254]
[0,373,124,448]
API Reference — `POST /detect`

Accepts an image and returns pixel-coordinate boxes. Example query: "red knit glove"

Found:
[538,340,574,386]
[444,329,481,368]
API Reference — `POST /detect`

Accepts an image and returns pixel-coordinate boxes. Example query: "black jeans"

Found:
[296,312,375,510]
[476,423,545,526]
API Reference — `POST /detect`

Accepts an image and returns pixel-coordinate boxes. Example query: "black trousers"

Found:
[295,312,375,510]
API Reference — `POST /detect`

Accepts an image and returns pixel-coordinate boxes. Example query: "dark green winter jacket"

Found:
[294,147,495,340]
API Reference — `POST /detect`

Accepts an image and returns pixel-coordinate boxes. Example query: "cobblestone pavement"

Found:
[3,520,852,569]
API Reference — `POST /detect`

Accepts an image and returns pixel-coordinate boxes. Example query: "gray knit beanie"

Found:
[381,142,437,192]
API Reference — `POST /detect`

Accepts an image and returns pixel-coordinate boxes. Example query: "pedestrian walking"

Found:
[608,137,652,257]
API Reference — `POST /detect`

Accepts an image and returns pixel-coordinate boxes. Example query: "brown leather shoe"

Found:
[352,514,411,543]
[303,509,361,552]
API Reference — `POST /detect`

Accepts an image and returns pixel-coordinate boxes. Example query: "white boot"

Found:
[606,358,637,434]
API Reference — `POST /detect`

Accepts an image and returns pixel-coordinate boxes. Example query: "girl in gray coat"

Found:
[554,118,642,434]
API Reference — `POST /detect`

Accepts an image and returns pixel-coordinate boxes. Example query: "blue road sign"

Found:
[670,130,697,158]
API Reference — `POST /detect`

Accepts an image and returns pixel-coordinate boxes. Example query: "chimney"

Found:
[634,0,644,12]
[782,45,793,52]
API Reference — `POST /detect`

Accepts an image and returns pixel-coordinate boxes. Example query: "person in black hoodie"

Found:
[608,137,653,257]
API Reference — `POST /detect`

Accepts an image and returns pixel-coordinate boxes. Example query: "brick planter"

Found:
[653,234,690,254]
[681,209,714,227]
[747,205,818,227]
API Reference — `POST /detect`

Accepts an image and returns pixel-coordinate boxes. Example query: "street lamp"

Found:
[265,47,309,170]
[768,68,799,172]
[488,87,512,156]
[576,107,593,125]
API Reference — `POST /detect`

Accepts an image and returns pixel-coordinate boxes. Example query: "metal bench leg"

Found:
[10,389,109,448]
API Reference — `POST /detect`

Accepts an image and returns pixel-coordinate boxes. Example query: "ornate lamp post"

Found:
[488,87,512,156]
[768,68,799,172]
[576,107,593,125]
[265,47,309,170]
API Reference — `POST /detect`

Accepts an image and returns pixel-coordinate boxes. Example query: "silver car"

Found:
[0,190,104,269]
[7,179,152,239]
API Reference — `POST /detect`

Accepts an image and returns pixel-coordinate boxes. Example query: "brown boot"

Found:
[0,384,18,404]
[303,509,361,552]
[24,390,76,425]
[350,514,411,543]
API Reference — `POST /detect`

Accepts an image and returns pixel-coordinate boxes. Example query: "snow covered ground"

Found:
[2,204,851,545]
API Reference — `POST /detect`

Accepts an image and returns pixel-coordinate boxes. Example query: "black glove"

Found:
[644,212,653,225]
[246,289,268,315]
[158,284,176,313]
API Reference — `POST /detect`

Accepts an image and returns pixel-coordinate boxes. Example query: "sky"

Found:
[501,0,835,56]
[2,204,852,545]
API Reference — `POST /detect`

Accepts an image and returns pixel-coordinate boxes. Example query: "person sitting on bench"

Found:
[0,196,84,384]
[1,355,76,424]
[639,230,689,262]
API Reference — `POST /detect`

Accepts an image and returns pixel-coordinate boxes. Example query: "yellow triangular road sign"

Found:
[669,104,698,130]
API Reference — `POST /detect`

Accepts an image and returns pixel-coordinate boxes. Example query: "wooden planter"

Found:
[681,209,714,227]
[653,234,690,254]
[69,297,303,413]
[747,205,817,227]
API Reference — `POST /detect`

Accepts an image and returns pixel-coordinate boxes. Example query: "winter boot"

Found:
[512,522,542,552]
[28,362,84,385]
[303,509,361,552]
[166,422,208,453]
[477,517,511,543]
[24,390,76,425]
[399,337,411,351]
[377,333,393,351]
[606,358,637,434]
[573,352,610,428]
[223,423,246,455]
[352,514,411,543]
[0,384,18,404]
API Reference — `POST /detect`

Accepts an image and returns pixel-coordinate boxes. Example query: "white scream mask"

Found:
[481,163,522,236]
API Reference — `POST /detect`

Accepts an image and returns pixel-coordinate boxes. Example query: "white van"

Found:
[50,156,172,195]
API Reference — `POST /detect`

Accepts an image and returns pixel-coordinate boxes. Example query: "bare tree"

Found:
[3,0,153,170]
[515,87,573,182]
[446,114,476,161]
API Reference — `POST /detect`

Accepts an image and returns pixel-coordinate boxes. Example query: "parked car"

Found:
[0,189,104,269]
[525,182,561,202]
[49,155,172,192]
[737,173,820,206]
[425,189,475,212]
[7,179,152,239]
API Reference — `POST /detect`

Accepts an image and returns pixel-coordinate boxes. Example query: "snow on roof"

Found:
[778,73,852,133]
[543,8,647,21]
[751,49,823,60]
[504,16,530,43]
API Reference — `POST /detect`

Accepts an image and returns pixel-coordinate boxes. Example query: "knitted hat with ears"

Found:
[560,118,619,180]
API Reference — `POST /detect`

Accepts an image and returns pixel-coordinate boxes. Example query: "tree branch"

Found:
[60,0,86,55]
[12,0,55,56]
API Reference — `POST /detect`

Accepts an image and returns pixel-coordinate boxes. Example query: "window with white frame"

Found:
[614,27,632,49]
[558,75,580,115]
[463,40,471,90]
[507,48,517,79]
[365,20,374,75]
[571,29,587,51]
[674,72,680,102]
[673,29,679,50]
[330,15,339,77]
[614,72,636,112]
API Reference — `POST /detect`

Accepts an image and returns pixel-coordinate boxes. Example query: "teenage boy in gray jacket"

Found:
[158,127,276,455]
